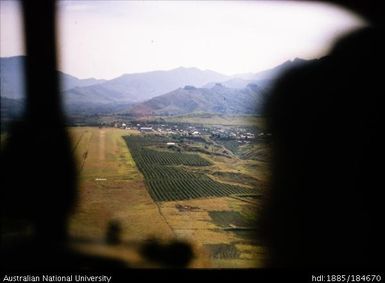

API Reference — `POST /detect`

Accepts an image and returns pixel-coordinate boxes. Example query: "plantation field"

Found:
[66,127,264,268]
[124,136,252,202]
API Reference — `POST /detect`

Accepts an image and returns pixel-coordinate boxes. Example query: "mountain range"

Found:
[0,56,313,118]
[128,83,269,116]
[203,57,308,89]
[63,67,230,107]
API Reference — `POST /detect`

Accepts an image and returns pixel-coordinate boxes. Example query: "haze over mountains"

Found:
[60,71,107,91]
[1,56,312,119]
[0,56,106,99]
[64,67,230,106]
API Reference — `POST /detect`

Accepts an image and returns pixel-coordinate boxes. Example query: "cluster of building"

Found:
[210,128,256,140]
[112,121,270,141]
[114,122,203,137]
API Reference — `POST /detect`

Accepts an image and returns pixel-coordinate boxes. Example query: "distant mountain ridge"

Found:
[59,71,106,91]
[0,56,107,100]
[126,83,269,116]
[204,58,311,89]
[0,56,26,100]
[124,58,313,116]
[1,56,314,116]
[63,67,230,105]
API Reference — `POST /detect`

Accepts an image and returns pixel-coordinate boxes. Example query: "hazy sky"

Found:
[1,1,366,79]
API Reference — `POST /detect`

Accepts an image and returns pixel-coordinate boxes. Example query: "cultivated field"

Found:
[68,127,266,268]
[123,135,252,202]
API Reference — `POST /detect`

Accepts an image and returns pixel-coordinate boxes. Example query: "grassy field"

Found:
[67,127,265,268]
[68,127,174,242]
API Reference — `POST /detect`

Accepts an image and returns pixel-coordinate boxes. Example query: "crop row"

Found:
[123,135,250,202]
[124,136,211,166]
[146,178,251,202]
[138,165,198,181]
